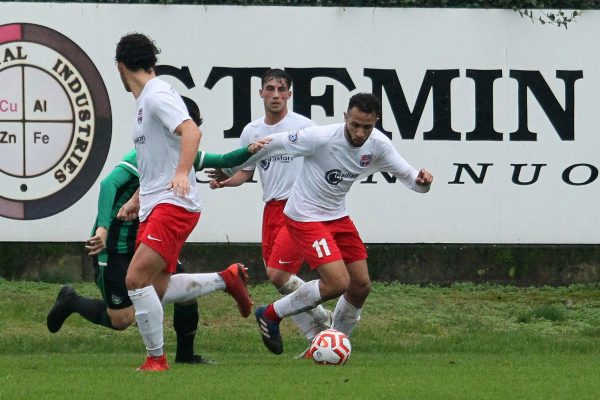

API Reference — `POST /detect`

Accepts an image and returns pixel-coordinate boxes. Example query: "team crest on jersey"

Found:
[111,294,123,305]
[360,153,373,167]
[260,159,271,170]
[287,131,299,143]
[137,108,143,124]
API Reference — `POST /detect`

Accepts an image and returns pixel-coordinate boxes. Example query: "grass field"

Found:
[1,279,600,399]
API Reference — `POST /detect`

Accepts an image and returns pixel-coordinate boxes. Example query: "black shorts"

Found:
[175,260,185,274]
[93,255,186,310]
[93,253,133,310]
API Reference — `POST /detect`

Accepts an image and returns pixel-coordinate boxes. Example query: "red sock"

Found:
[263,304,282,322]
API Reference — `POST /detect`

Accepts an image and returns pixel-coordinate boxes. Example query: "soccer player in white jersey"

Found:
[47,98,268,365]
[208,69,331,346]
[115,33,253,371]
[234,93,433,355]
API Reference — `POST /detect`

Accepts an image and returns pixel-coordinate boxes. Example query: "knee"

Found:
[266,268,290,288]
[125,275,138,291]
[111,319,132,331]
[337,275,352,294]
[350,277,372,299]
[125,271,145,291]
[321,274,350,299]
[358,279,372,297]
[109,309,135,330]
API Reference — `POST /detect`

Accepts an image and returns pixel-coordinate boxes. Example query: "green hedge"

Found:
[4,242,600,286]
[8,0,599,9]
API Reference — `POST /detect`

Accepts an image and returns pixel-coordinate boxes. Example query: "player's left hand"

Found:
[416,168,433,186]
[209,179,225,189]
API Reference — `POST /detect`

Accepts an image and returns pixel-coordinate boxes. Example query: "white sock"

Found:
[279,276,316,340]
[128,286,164,356]
[161,273,225,305]
[279,276,331,340]
[331,294,362,336]
[273,279,322,318]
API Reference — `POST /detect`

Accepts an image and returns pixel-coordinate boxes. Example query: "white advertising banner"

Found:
[0,3,597,243]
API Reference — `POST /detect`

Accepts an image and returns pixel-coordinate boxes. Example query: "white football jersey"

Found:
[239,111,315,202]
[247,123,428,222]
[132,78,202,221]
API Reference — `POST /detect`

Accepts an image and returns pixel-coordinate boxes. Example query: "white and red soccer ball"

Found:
[309,329,352,365]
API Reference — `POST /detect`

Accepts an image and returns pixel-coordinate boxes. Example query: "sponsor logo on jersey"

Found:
[134,135,146,144]
[260,155,294,170]
[360,153,373,167]
[325,169,359,185]
[287,130,299,143]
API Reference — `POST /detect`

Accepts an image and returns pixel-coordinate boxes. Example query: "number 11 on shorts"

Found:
[312,238,331,258]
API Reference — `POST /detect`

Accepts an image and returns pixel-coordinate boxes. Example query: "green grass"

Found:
[1,279,600,399]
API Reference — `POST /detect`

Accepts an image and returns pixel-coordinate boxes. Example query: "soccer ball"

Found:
[309,329,352,365]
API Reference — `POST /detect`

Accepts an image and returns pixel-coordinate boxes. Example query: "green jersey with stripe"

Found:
[92,150,139,264]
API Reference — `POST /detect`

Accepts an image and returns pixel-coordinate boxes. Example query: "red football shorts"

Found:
[284,215,367,269]
[136,203,200,273]
[263,200,303,273]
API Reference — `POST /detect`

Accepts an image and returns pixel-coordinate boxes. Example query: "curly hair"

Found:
[115,33,160,73]
[347,93,382,117]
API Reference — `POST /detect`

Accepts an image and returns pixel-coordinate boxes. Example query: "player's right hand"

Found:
[117,200,139,221]
[117,189,140,221]
[247,137,271,154]
[205,168,227,181]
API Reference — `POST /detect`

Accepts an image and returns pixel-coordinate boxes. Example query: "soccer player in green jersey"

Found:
[47,98,268,364]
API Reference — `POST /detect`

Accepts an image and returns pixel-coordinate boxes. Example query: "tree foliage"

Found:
[42,0,591,28]
[11,0,599,8]
[517,8,581,28]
